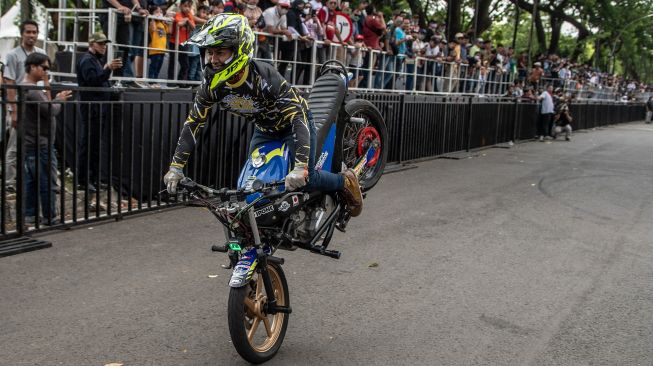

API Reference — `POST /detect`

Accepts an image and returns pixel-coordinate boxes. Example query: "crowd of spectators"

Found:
[83,0,651,96]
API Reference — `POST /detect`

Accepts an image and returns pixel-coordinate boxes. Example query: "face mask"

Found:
[247,4,256,9]
[303,8,310,14]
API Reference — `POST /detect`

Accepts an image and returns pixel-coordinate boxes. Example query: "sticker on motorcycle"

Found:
[292,195,299,206]
[254,205,274,217]
[278,201,290,212]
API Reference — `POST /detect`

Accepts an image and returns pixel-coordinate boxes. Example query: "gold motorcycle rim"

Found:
[242,265,286,353]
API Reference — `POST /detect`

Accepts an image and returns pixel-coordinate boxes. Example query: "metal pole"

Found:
[174,23,180,81]
[310,40,317,86]
[107,9,116,62]
[143,15,149,80]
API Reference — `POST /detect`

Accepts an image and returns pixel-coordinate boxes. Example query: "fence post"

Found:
[398,94,406,163]
[310,41,317,86]
[15,87,24,236]
[465,96,473,152]
[512,99,519,142]
[143,14,150,80]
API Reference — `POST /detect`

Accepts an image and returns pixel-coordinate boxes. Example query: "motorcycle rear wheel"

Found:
[228,262,289,364]
[342,99,389,191]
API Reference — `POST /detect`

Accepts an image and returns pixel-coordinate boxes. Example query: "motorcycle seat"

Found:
[308,73,346,149]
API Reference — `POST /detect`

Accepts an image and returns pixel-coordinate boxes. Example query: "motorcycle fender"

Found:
[229,247,258,288]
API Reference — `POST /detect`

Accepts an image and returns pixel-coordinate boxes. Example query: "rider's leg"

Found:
[248,115,363,216]
[302,113,362,216]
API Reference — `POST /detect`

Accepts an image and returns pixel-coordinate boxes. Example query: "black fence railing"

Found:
[0,85,645,240]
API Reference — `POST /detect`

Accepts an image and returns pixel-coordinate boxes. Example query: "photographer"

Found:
[552,91,573,141]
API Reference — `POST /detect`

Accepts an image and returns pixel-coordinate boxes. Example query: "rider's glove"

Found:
[285,165,308,191]
[164,166,184,194]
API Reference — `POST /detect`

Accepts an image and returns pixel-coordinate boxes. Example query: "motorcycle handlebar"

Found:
[178,177,285,201]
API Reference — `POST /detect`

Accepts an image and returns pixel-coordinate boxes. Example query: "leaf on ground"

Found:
[104,363,123,366]
[368,262,379,268]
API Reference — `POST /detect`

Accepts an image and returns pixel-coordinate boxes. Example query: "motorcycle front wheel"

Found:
[228,261,289,364]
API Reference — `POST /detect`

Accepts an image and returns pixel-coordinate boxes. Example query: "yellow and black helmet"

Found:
[186,13,255,88]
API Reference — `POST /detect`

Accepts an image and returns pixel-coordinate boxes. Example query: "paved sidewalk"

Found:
[1,122,653,365]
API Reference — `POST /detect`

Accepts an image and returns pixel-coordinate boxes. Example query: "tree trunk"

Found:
[470,0,493,37]
[547,16,562,54]
[447,0,462,41]
[20,0,31,21]
[405,0,426,28]
[533,4,546,53]
[570,30,589,61]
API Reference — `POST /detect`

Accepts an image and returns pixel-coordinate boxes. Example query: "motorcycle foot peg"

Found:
[323,249,341,259]
[269,305,292,314]
[211,244,228,252]
[311,246,341,259]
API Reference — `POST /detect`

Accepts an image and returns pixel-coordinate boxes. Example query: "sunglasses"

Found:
[40,64,50,71]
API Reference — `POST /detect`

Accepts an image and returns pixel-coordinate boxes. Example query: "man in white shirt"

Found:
[4,20,46,193]
[536,84,554,141]
[263,0,291,38]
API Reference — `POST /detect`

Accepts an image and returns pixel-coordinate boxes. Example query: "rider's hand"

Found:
[164,167,184,194]
[285,166,307,191]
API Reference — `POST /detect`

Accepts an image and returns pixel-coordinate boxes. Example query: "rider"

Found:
[163,13,363,216]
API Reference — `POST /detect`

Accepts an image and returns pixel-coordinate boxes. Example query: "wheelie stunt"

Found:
[163,13,388,363]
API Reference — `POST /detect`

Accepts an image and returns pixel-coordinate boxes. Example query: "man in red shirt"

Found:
[360,4,385,88]
[168,0,196,81]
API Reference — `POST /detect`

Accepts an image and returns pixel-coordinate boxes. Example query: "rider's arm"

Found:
[270,80,310,168]
[283,86,311,168]
[170,83,214,169]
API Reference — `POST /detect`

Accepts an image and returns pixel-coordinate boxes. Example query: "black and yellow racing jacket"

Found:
[170,60,311,170]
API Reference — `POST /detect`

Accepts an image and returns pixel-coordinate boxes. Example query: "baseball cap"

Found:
[89,32,111,44]
[455,32,464,39]
[476,37,483,43]
[278,0,290,7]
[534,62,542,66]
[355,34,364,41]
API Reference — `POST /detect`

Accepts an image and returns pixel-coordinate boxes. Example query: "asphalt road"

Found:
[2,123,653,366]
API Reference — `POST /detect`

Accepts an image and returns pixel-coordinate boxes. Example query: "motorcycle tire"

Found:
[228,261,289,364]
[342,99,389,191]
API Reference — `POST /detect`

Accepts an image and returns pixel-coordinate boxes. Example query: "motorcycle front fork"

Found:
[247,209,291,315]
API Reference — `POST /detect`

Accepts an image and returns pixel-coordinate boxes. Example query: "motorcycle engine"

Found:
[287,195,335,241]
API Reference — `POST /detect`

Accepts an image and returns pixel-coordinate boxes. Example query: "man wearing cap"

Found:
[75,32,122,192]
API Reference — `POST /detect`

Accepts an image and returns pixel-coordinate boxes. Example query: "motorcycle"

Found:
[177,60,388,363]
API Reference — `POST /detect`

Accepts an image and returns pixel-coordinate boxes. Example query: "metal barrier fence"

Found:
[46,7,521,95]
[0,85,645,240]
